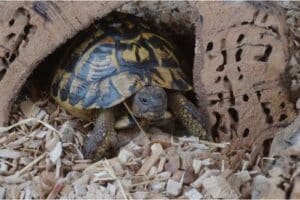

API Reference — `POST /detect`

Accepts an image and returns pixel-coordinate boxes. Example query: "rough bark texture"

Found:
[192,2,297,141]
[0,1,124,125]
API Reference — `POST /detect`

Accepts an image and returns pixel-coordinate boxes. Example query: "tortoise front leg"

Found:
[168,92,212,141]
[82,109,117,160]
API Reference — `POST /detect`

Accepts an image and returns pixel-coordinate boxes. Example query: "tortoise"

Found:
[51,12,211,160]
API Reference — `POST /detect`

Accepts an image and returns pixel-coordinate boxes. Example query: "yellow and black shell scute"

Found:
[51,12,192,110]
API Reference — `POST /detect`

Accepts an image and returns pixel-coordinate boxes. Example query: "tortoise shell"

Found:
[51,12,192,111]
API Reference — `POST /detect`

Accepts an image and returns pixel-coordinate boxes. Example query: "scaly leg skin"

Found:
[82,109,117,160]
[168,92,212,141]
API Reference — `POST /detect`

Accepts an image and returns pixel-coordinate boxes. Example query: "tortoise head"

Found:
[132,86,167,121]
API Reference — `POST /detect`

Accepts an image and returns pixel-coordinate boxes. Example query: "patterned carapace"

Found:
[51,12,191,112]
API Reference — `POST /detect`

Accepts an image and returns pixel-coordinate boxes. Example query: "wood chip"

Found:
[46,179,65,199]
[157,171,172,179]
[150,181,166,192]
[148,166,158,177]
[191,169,220,188]
[71,163,90,171]
[60,122,75,143]
[251,175,270,199]
[157,156,166,173]
[184,188,203,200]
[149,127,172,148]
[137,143,163,175]
[73,183,87,196]
[165,150,180,173]
[107,183,116,196]
[179,152,193,170]
[172,170,185,182]
[0,187,6,199]
[108,158,125,176]
[252,175,285,199]
[166,178,182,197]
[132,191,148,199]
[49,142,62,164]
[193,159,202,174]
[0,162,8,173]
[7,137,29,148]
[183,169,195,184]
[118,149,134,163]
[0,149,22,159]
[202,176,239,199]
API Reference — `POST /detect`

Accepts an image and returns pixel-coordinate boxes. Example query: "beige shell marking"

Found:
[122,44,150,63]
[110,72,144,97]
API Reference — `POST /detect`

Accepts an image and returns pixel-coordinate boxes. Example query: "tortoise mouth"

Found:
[139,110,165,121]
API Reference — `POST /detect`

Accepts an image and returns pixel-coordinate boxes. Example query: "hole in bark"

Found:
[0,69,7,81]
[279,114,287,122]
[243,94,249,102]
[216,50,227,72]
[17,7,27,15]
[210,100,218,106]
[24,24,33,34]
[261,102,274,124]
[6,33,16,40]
[237,34,244,43]
[224,75,229,82]
[266,115,274,124]
[263,138,273,157]
[229,90,235,105]
[218,93,223,100]
[268,26,279,35]
[280,102,285,109]
[211,111,222,138]
[5,52,10,59]
[8,19,15,26]
[216,65,224,72]
[235,49,242,62]
[237,66,241,72]
[261,14,268,23]
[228,107,239,122]
[1,58,8,68]
[256,91,261,101]
[9,53,16,63]
[255,45,272,62]
[215,76,221,83]
[238,74,243,80]
[206,42,213,51]
[230,124,237,137]
[253,10,260,22]
[261,103,270,114]
[243,128,249,137]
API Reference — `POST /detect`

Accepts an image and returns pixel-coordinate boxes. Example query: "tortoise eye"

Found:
[139,97,148,105]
